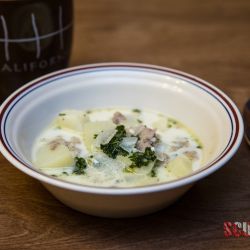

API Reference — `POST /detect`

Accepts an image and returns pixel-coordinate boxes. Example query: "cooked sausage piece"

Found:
[112,112,126,124]
[136,127,157,151]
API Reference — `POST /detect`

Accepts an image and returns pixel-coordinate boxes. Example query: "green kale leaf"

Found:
[150,159,162,177]
[129,147,156,168]
[100,125,129,159]
[73,157,87,175]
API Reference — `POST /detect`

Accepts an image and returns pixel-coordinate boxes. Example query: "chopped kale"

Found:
[100,125,129,159]
[150,160,162,177]
[150,169,156,177]
[86,110,92,114]
[51,174,57,177]
[193,137,203,149]
[93,134,98,139]
[137,119,142,124]
[129,147,156,168]
[132,108,141,113]
[62,171,69,176]
[168,118,177,124]
[167,118,177,128]
[73,157,87,175]
[59,113,66,116]
[123,166,136,173]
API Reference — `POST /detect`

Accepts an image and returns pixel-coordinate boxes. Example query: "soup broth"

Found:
[32,108,203,187]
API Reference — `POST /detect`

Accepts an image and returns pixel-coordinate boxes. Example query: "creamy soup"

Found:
[32,108,203,187]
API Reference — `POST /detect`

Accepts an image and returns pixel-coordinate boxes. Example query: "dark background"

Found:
[0,0,72,101]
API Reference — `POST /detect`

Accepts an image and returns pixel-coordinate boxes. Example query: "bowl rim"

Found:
[0,62,244,195]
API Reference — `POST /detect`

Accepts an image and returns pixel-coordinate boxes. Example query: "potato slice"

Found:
[152,117,167,131]
[166,156,192,178]
[122,115,140,127]
[53,110,88,132]
[35,143,74,168]
[82,121,115,151]
[117,155,132,168]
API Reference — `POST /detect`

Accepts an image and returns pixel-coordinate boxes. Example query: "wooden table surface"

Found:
[1,0,250,249]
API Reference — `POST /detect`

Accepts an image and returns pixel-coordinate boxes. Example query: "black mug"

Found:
[0,0,73,102]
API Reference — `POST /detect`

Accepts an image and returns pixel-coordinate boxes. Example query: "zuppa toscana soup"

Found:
[32,108,203,187]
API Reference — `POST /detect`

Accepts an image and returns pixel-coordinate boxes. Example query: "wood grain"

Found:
[1,0,250,249]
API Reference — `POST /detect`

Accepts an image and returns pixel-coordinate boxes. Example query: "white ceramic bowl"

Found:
[0,63,244,218]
